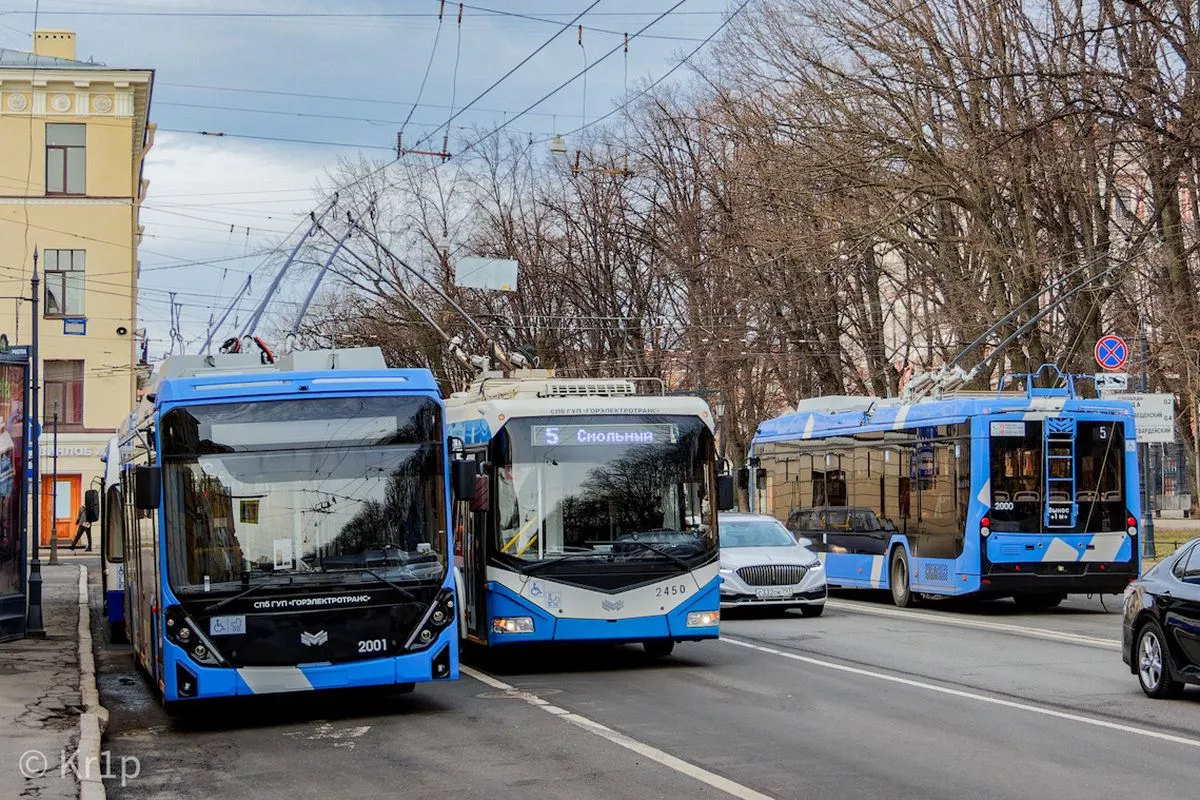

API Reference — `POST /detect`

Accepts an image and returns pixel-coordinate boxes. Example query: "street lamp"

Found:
[26,252,45,637]
[48,401,58,566]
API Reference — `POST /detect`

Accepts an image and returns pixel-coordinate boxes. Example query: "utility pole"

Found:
[1139,313,1156,559]
[25,254,45,637]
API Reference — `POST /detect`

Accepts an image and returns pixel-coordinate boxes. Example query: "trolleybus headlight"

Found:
[1127,517,1138,536]
[163,605,225,666]
[491,617,534,634]
[687,610,719,628]
[980,516,991,538]
[405,589,458,650]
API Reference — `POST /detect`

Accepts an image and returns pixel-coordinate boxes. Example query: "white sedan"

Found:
[718,513,827,616]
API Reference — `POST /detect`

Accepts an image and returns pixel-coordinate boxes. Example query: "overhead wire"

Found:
[407,0,604,154]
[535,0,753,145]
[399,0,448,141]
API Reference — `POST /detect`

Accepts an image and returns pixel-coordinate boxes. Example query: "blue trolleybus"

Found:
[111,347,457,709]
[446,372,726,656]
[749,368,1141,609]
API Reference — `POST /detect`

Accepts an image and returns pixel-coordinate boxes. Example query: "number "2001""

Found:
[656,584,688,597]
[358,638,388,653]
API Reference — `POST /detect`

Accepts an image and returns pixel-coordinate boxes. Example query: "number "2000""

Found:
[358,638,388,653]
[656,584,688,597]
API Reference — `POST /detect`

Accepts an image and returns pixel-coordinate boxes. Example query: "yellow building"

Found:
[0,30,153,548]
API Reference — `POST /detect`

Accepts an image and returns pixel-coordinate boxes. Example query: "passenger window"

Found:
[1182,545,1200,582]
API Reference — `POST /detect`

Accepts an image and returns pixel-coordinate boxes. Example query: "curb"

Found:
[77,564,108,800]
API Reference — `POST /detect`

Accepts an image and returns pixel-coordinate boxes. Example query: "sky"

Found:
[0,0,739,359]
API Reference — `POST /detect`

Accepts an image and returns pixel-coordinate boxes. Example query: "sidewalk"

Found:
[0,563,105,800]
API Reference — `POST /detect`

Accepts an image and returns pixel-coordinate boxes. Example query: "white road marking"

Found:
[283,721,371,750]
[460,665,774,800]
[825,600,1122,649]
[723,637,1200,750]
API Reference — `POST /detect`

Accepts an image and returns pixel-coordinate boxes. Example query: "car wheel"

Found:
[889,549,913,608]
[1136,620,1184,699]
[643,640,675,658]
[1013,593,1065,611]
[799,604,824,618]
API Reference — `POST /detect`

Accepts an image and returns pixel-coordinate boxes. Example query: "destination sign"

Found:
[531,424,678,447]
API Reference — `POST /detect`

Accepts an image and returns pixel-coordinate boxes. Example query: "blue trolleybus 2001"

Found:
[105,347,457,710]
[446,373,728,657]
[749,368,1141,609]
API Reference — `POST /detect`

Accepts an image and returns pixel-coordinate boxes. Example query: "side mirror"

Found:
[717,474,736,511]
[471,474,491,513]
[451,459,478,501]
[795,537,813,548]
[83,489,100,523]
[134,465,161,511]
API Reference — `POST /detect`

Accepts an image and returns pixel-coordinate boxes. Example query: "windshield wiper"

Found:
[325,566,419,602]
[520,552,612,576]
[203,575,294,614]
[614,538,692,571]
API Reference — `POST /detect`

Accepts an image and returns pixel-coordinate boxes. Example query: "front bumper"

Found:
[719,564,827,608]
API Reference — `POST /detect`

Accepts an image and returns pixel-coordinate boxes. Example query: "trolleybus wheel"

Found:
[643,640,675,658]
[890,548,913,608]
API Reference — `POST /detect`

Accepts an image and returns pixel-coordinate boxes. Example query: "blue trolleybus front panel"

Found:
[122,368,458,704]
[449,403,721,649]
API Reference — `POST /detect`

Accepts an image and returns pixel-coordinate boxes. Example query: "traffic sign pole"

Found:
[1137,317,1155,561]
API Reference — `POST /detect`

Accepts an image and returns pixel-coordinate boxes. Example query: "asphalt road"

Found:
[91,576,1200,800]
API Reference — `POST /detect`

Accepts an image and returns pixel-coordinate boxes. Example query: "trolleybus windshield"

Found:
[160,396,446,594]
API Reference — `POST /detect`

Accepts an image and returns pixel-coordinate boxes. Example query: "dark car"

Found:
[785,506,899,555]
[1122,536,1200,698]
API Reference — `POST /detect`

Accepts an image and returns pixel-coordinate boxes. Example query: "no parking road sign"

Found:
[1095,335,1128,371]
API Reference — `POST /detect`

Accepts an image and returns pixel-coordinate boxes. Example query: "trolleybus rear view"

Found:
[750,367,1140,609]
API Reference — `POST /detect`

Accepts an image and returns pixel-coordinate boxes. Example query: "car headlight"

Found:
[719,567,735,576]
[806,560,823,570]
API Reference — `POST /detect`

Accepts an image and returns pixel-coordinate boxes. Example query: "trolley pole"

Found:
[1139,313,1156,560]
[26,256,45,637]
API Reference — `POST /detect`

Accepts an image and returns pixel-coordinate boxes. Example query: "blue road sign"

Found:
[1095,335,1128,371]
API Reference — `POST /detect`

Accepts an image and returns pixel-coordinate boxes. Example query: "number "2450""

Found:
[656,584,688,597]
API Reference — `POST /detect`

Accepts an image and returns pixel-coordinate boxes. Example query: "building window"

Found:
[46,123,86,195]
[239,500,259,525]
[43,249,86,317]
[44,360,84,426]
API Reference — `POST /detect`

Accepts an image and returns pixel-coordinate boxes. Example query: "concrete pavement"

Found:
[0,560,103,800]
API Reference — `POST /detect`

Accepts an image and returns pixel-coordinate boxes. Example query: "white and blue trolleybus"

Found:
[446,372,726,656]
[749,367,1141,609]
[108,347,458,710]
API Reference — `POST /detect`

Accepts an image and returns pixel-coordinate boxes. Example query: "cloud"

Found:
[137,131,351,357]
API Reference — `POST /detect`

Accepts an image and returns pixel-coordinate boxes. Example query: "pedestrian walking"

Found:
[70,503,91,551]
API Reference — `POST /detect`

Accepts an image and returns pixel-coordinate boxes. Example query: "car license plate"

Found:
[755,587,792,599]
